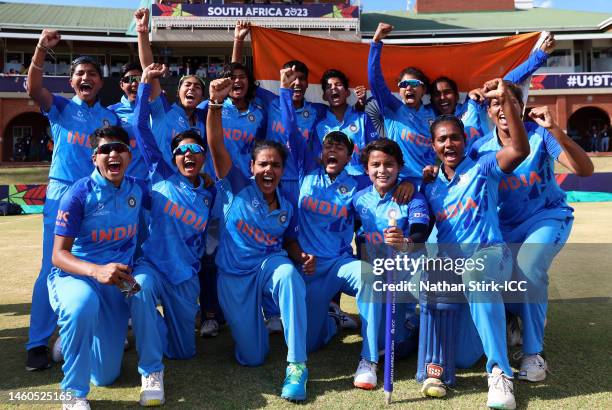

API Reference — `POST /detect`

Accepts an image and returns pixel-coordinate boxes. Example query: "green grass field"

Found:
[0,205,611,409]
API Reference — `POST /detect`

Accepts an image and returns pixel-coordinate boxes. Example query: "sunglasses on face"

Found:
[94,142,131,155]
[397,79,424,89]
[172,143,206,156]
[121,75,140,84]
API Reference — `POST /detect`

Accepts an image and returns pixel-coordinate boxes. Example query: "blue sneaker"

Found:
[281,362,308,402]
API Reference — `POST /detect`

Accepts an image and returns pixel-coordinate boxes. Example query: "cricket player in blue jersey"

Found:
[315,69,379,178]
[368,24,436,186]
[48,126,148,409]
[352,138,431,372]
[135,8,207,165]
[107,62,148,180]
[471,100,592,384]
[206,77,309,402]
[25,29,120,371]
[420,79,530,409]
[281,66,394,390]
[431,33,557,150]
[129,65,215,406]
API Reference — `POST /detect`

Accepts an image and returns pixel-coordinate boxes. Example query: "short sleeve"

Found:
[54,182,87,238]
[43,94,70,121]
[408,192,430,226]
[477,152,505,181]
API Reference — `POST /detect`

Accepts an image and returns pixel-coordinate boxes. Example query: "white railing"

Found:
[152,16,359,31]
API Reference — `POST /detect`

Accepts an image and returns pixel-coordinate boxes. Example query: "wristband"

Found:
[36,43,48,52]
[30,61,44,71]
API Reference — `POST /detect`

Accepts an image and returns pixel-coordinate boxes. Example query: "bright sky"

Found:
[1,0,611,13]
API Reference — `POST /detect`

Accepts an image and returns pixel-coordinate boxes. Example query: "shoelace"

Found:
[286,364,305,384]
[357,360,375,373]
[489,372,513,396]
[144,372,162,389]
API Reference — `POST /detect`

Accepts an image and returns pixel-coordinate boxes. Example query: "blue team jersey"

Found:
[108,96,149,179]
[423,154,506,253]
[279,87,368,258]
[198,97,267,178]
[315,105,378,176]
[44,95,119,183]
[150,93,207,165]
[54,169,149,270]
[134,83,213,285]
[257,87,327,183]
[368,42,436,181]
[471,122,572,229]
[354,187,430,260]
[215,166,298,276]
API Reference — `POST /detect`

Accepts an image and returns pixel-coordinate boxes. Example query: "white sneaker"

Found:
[51,337,63,363]
[266,316,283,334]
[421,377,447,398]
[487,366,516,410]
[200,319,220,338]
[140,370,165,406]
[353,358,377,389]
[518,353,547,382]
[506,314,523,347]
[329,302,358,330]
[63,397,90,410]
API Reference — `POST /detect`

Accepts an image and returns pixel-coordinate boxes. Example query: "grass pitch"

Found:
[0,206,611,409]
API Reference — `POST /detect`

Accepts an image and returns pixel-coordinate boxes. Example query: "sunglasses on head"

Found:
[398,79,424,89]
[172,143,206,156]
[94,142,131,155]
[121,75,140,84]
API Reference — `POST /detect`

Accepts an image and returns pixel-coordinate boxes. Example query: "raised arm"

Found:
[504,33,555,84]
[135,8,161,100]
[528,106,594,177]
[232,21,250,63]
[27,29,61,112]
[134,63,169,170]
[368,23,403,114]
[206,78,233,179]
[280,66,317,174]
[483,79,530,173]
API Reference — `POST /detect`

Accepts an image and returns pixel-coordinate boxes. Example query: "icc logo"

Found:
[127,197,136,208]
[252,198,260,208]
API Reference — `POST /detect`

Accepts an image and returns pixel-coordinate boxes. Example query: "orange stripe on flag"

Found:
[251,26,540,91]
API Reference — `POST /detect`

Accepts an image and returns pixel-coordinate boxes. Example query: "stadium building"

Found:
[0,0,610,162]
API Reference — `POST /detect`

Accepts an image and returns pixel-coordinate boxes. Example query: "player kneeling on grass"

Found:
[420,79,530,409]
[279,67,414,390]
[128,64,214,407]
[49,126,149,410]
[206,77,309,402]
[470,99,593,382]
[352,139,431,364]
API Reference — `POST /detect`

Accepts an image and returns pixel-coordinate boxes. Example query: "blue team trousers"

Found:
[504,215,573,355]
[27,179,70,350]
[303,255,381,363]
[454,245,514,376]
[217,255,307,366]
[48,270,129,398]
[130,261,200,376]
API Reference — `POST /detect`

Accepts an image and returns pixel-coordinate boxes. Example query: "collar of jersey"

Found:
[324,104,356,125]
[178,172,206,192]
[91,168,126,194]
[248,176,284,213]
[71,95,100,109]
[368,183,398,202]
[226,98,258,117]
[120,94,136,109]
[438,155,469,185]
[322,167,348,185]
